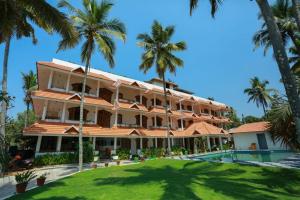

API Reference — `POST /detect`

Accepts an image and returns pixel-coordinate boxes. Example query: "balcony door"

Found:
[97,110,112,128]
[99,88,113,103]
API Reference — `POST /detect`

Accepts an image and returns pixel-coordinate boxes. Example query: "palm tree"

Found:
[0,0,76,138]
[137,20,186,155]
[244,77,273,115]
[189,0,223,17]
[58,0,126,171]
[21,71,37,128]
[189,0,300,142]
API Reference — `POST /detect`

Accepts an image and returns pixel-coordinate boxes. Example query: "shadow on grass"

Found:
[94,161,300,200]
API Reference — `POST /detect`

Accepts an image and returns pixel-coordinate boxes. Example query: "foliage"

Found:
[189,0,223,17]
[21,70,37,108]
[141,148,165,158]
[38,173,47,180]
[243,115,263,124]
[33,153,76,166]
[116,148,130,160]
[267,96,300,149]
[15,170,36,184]
[244,77,274,114]
[75,141,94,163]
[224,108,241,129]
[171,146,184,156]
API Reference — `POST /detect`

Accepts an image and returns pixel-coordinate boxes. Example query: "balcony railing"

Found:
[117,123,141,128]
[119,98,139,104]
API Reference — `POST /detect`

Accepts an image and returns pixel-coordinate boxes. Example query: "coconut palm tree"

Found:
[189,0,223,17]
[189,0,300,142]
[0,0,76,138]
[137,20,186,155]
[21,71,37,128]
[58,0,126,171]
[244,77,273,115]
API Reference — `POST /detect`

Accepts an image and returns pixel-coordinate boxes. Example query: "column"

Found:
[219,136,223,150]
[140,113,142,127]
[47,70,53,89]
[131,138,137,155]
[155,138,158,148]
[192,103,194,113]
[36,136,42,153]
[207,136,211,152]
[154,115,157,127]
[61,102,66,122]
[171,138,174,147]
[42,100,48,120]
[182,138,185,148]
[93,137,96,150]
[113,137,117,153]
[115,85,119,103]
[139,93,142,104]
[66,73,71,92]
[56,136,62,152]
[96,80,100,97]
[194,138,198,154]
[114,110,118,126]
[154,94,156,106]
[94,107,98,124]
[140,138,143,150]
[180,118,184,131]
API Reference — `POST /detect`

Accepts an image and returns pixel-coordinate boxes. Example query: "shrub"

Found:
[171,146,183,156]
[142,148,165,158]
[116,149,130,160]
[33,153,76,166]
[15,170,37,184]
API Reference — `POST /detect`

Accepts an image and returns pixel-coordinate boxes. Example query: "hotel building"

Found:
[23,59,231,156]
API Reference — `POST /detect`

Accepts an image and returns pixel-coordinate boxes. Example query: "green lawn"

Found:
[9,159,300,200]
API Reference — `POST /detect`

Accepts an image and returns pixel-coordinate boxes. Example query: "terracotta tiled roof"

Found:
[32,90,113,108]
[181,121,228,136]
[116,101,148,112]
[38,62,112,81]
[230,122,269,134]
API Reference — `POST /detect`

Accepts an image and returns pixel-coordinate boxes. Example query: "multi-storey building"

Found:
[23,59,231,156]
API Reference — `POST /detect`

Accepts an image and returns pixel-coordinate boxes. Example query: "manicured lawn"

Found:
[9,159,300,200]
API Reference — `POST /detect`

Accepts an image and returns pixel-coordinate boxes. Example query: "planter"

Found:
[116,160,121,165]
[140,157,145,162]
[37,178,46,186]
[91,163,97,169]
[105,162,109,167]
[16,182,28,193]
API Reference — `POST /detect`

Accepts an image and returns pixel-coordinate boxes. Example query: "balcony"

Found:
[45,111,61,122]
[117,123,141,128]
[119,98,139,104]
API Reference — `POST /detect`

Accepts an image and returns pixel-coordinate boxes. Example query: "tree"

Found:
[58,0,126,171]
[0,0,76,138]
[267,95,299,149]
[244,77,274,115]
[21,71,37,128]
[189,0,223,17]
[243,115,263,123]
[224,108,241,129]
[137,20,186,154]
[189,0,300,145]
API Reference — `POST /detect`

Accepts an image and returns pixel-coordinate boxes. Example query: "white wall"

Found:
[233,132,288,151]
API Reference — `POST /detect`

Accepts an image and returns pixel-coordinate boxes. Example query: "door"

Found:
[97,110,112,128]
[256,133,268,150]
[99,88,113,103]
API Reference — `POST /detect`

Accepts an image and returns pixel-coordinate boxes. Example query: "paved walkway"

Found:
[0,161,134,200]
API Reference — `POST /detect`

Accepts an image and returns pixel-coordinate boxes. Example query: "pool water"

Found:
[193,150,295,163]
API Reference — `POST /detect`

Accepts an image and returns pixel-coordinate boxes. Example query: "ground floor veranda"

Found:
[26,134,230,158]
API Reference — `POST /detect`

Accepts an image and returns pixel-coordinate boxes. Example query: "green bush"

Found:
[171,146,183,156]
[75,141,94,163]
[33,153,76,166]
[142,148,165,158]
[116,149,130,160]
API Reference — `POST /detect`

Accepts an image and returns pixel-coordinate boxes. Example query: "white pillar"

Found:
[192,103,194,113]
[219,136,223,150]
[113,137,117,152]
[42,100,48,120]
[194,138,198,154]
[207,136,211,152]
[180,118,184,131]
[61,102,66,122]
[155,138,158,148]
[154,115,157,127]
[36,136,42,153]
[140,138,143,150]
[94,107,98,124]
[96,80,100,97]
[139,93,142,104]
[154,94,156,106]
[56,136,62,152]
[140,113,142,127]
[66,73,71,92]
[47,70,53,89]
[131,138,137,155]
[115,86,119,103]
[213,137,216,145]
[114,110,118,126]
[182,138,185,148]
[93,137,96,150]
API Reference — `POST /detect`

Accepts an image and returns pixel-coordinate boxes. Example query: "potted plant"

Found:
[15,170,36,193]
[36,173,47,186]
[116,160,121,165]
[91,162,97,169]
[104,162,109,167]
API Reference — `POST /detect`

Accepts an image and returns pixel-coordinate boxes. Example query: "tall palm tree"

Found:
[189,0,300,142]
[137,20,186,154]
[189,0,223,17]
[58,0,126,171]
[0,0,76,138]
[21,71,37,128]
[244,77,273,115]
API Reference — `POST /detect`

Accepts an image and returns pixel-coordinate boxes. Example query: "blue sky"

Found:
[0,0,284,118]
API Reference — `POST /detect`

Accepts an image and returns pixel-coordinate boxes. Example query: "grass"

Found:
[9,159,300,200]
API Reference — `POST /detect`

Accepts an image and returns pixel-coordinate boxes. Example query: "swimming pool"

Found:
[192,150,295,163]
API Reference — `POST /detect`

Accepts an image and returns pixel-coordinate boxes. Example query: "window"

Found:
[71,83,91,94]
[156,99,162,106]
[117,114,122,124]
[176,103,180,110]
[166,83,170,88]
[203,109,209,114]
[187,105,192,111]
[118,93,124,99]
[68,107,88,121]
[157,117,162,127]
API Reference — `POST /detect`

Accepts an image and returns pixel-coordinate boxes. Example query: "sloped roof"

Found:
[183,121,228,136]
[230,122,269,134]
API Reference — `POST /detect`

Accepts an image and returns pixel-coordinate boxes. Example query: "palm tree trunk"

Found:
[162,73,171,155]
[78,61,89,172]
[1,37,11,137]
[292,0,300,31]
[25,103,29,128]
[256,0,300,141]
